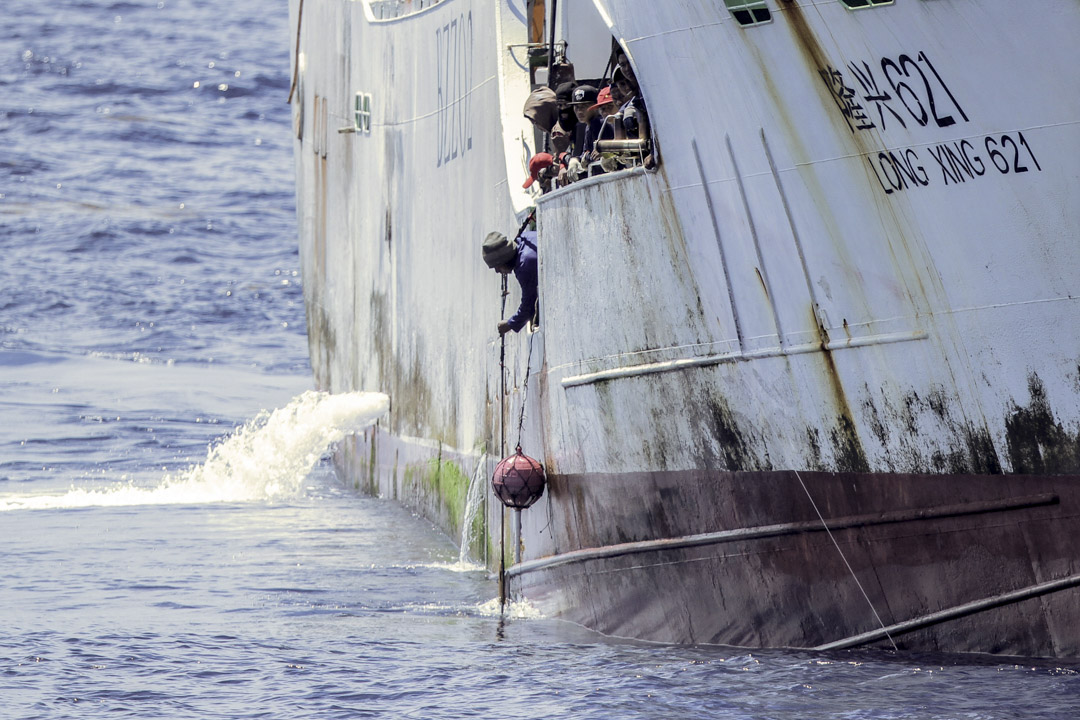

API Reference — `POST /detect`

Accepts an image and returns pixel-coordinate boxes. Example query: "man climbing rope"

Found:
[482,213,537,335]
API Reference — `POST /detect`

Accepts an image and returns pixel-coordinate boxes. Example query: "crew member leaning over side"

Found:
[482,226,538,336]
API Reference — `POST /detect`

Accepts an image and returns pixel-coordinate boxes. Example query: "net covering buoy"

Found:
[491,447,546,509]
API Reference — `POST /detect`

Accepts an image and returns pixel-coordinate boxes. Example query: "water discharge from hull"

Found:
[457,452,488,568]
[0,390,389,511]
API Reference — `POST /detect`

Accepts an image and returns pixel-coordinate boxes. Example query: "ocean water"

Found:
[1,1,1078,718]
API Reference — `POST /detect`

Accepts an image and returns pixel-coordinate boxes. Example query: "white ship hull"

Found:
[290,0,1080,657]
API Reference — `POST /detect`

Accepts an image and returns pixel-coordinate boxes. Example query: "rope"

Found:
[515,330,536,450]
[514,209,536,243]
[793,469,898,651]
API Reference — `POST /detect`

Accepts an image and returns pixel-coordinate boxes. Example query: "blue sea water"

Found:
[1,1,1079,718]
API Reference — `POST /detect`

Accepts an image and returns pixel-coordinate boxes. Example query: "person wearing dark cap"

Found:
[553,81,581,154]
[482,228,538,335]
[571,84,599,115]
[578,86,618,177]
[554,81,577,110]
[553,84,600,184]
[571,84,604,158]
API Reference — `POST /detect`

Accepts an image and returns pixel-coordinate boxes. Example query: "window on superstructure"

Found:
[839,0,894,9]
[368,0,446,21]
[354,92,372,134]
[724,0,772,27]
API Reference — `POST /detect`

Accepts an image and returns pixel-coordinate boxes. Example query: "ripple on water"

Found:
[3,1,1080,718]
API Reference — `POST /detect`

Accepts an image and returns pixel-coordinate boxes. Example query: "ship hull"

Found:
[289,0,1080,657]
[509,468,1080,656]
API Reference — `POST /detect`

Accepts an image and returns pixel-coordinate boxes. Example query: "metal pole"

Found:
[514,509,522,564]
[500,272,508,453]
[498,274,508,612]
[499,501,506,611]
[546,0,558,88]
[816,572,1080,651]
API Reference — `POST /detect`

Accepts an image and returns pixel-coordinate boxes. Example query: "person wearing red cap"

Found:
[590,86,618,140]
[578,85,613,160]
[523,152,555,193]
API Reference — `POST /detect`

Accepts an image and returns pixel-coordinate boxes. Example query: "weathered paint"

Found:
[513,468,1080,655]
[290,0,1080,655]
[336,427,499,565]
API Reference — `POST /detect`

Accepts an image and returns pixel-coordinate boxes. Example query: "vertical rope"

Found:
[514,329,536,450]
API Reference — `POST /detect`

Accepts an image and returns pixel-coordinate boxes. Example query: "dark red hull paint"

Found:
[510,470,1080,657]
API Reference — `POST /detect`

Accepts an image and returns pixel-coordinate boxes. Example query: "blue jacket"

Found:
[507,235,538,332]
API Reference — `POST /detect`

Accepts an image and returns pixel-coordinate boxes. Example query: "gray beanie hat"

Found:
[482,231,517,269]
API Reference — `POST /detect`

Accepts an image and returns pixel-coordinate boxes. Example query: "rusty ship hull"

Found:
[288,0,1080,657]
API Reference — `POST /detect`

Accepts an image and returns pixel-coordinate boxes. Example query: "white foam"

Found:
[0,390,389,511]
[475,596,545,619]
[406,560,487,573]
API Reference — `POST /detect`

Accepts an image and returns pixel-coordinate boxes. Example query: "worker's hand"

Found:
[498,321,511,335]
[567,157,583,182]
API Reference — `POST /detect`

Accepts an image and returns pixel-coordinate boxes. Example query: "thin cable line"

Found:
[793,469,898,651]
[515,329,536,449]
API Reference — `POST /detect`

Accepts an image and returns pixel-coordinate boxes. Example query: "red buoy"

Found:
[491,446,546,509]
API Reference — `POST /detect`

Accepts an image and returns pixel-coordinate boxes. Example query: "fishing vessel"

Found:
[288,0,1080,657]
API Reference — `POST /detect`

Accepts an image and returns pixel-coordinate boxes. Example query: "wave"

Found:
[0,390,388,511]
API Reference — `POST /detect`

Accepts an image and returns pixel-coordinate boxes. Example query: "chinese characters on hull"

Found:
[818,51,1041,195]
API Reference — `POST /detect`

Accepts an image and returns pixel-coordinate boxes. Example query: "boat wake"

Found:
[0,390,389,511]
